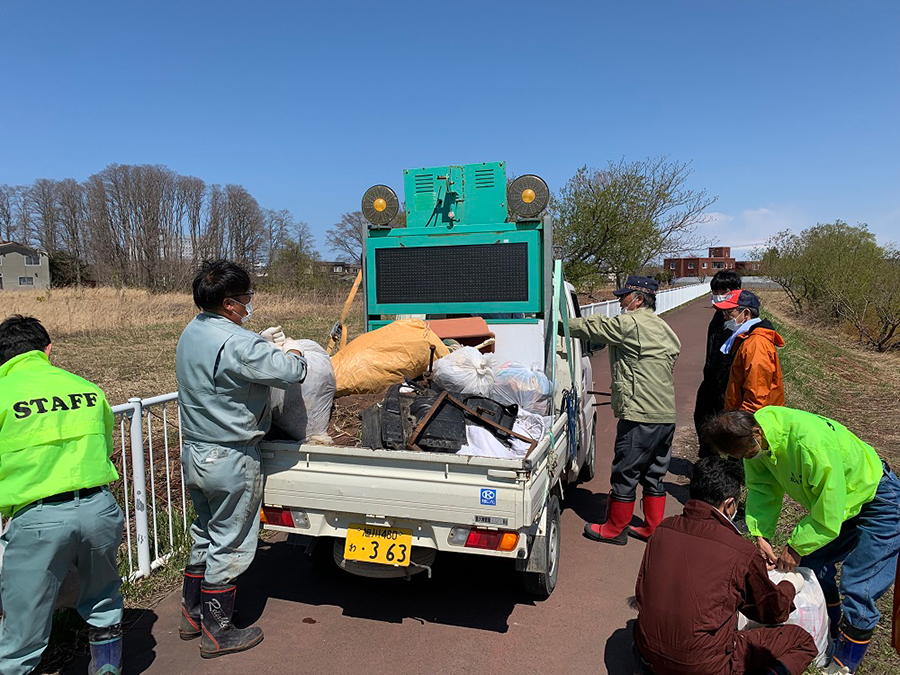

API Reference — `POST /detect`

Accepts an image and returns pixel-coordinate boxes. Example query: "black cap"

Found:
[613,275,660,297]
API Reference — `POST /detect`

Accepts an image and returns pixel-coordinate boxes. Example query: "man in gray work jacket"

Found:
[176,259,307,658]
[568,276,681,546]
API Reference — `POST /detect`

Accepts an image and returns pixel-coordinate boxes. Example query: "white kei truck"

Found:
[259,163,596,597]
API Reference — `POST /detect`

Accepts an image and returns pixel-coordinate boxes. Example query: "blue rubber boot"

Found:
[88,623,123,675]
[831,622,872,673]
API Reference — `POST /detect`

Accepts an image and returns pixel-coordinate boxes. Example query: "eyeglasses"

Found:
[227,290,255,301]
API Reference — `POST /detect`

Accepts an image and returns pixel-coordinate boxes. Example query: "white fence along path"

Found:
[1,281,710,582]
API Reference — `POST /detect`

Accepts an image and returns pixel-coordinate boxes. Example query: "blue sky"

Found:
[1,1,898,257]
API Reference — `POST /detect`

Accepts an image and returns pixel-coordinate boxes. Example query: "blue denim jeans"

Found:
[801,462,900,631]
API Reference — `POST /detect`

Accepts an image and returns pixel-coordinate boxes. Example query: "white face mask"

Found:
[621,295,639,314]
[724,311,747,332]
[230,298,253,325]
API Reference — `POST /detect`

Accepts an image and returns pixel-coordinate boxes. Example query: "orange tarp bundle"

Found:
[331,319,450,396]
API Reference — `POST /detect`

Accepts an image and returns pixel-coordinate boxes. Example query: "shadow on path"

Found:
[234,538,534,634]
[605,618,637,675]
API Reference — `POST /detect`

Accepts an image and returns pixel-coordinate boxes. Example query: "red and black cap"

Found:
[713,289,760,311]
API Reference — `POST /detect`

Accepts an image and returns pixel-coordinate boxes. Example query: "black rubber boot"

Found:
[200,581,264,658]
[179,563,205,640]
[88,623,123,675]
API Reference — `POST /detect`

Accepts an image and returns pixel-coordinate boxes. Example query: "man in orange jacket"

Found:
[714,290,785,413]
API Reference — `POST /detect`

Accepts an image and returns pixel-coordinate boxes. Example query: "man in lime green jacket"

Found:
[703,406,900,674]
[0,315,124,675]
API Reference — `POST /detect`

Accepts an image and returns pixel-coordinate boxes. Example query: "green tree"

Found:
[554,157,716,286]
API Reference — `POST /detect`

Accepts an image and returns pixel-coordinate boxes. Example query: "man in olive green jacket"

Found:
[569,276,681,545]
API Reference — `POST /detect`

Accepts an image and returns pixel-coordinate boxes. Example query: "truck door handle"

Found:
[487,469,519,480]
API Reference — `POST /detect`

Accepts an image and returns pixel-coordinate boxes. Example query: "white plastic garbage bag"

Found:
[432,346,497,397]
[491,362,553,415]
[457,410,549,459]
[737,567,830,667]
[270,339,336,444]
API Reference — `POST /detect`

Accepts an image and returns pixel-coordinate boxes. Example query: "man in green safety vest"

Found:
[0,315,124,675]
[703,407,900,674]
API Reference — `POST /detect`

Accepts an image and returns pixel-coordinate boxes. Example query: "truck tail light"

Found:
[262,506,294,528]
[465,528,519,551]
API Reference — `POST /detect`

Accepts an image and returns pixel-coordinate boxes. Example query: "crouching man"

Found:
[0,316,125,675]
[634,456,816,675]
[176,260,307,658]
[703,407,900,674]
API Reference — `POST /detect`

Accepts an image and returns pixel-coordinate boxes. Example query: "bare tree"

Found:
[31,178,61,254]
[0,185,13,241]
[56,178,87,286]
[325,211,367,264]
[223,184,265,270]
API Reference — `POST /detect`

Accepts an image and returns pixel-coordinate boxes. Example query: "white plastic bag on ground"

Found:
[491,362,553,415]
[270,339,336,444]
[737,567,830,667]
[432,346,497,397]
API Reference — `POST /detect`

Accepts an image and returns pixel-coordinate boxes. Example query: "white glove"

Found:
[820,661,850,674]
[782,571,805,594]
[281,339,304,357]
[260,326,286,346]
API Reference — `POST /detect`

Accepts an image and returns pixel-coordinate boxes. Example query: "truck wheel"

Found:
[523,494,561,598]
[578,423,597,482]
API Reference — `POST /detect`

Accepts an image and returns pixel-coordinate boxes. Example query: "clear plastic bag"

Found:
[491,362,553,415]
[271,339,336,443]
[737,567,830,667]
[432,346,497,397]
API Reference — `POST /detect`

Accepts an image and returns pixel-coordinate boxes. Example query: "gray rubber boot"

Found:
[199,581,263,658]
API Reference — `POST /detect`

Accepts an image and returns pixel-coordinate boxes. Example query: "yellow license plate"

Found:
[344,524,413,566]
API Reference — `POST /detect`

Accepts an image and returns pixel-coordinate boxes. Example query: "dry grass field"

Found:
[0,287,362,406]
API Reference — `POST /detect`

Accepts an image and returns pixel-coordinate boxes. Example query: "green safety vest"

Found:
[0,350,118,517]
[745,406,883,556]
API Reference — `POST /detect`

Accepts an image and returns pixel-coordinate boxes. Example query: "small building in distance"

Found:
[0,241,51,291]
[318,260,361,280]
[664,247,736,278]
[735,260,763,274]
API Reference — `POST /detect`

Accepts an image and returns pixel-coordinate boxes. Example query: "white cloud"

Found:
[692,205,809,255]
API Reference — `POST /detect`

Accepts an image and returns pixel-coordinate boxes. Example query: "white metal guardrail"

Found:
[580,279,709,318]
[1,281,711,584]
[110,393,187,581]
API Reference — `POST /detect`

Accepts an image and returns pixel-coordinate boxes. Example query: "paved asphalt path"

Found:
[86,297,713,675]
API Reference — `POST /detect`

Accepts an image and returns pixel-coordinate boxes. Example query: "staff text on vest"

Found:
[12,392,100,419]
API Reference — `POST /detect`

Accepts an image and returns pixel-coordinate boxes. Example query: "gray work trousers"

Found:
[610,420,675,501]
[0,489,124,675]
[181,442,263,584]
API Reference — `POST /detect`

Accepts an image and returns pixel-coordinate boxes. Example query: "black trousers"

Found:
[610,420,676,501]
[693,381,723,459]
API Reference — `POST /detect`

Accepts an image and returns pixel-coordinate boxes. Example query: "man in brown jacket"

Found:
[714,290,785,412]
[634,457,816,675]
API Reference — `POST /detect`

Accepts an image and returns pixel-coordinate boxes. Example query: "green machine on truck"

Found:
[260,161,596,598]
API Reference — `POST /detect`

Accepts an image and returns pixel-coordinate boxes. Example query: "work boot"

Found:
[628,493,666,541]
[200,581,264,658]
[584,494,634,545]
[88,623,123,675]
[824,589,842,640]
[179,563,205,640]
[830,620,872,673]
